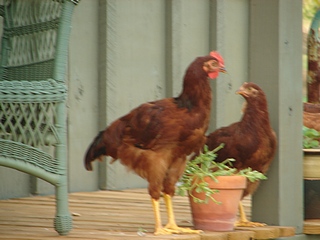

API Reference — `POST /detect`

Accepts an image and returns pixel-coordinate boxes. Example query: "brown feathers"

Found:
[205,82,277,197]
[84,52,225,200]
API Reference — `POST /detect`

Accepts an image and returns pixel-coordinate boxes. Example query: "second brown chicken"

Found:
[205,82,277,227]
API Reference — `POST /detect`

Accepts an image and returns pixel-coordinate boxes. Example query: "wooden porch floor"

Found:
[0,189,297,240]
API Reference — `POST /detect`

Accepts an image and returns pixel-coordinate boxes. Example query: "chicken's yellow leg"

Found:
[163,193,179,229]
[151,198,163,234]
[163,193,202,234]
[152,197,182,235]
[235,201,266,227]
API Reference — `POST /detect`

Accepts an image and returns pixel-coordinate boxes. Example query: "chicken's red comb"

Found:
[210,51,224,64]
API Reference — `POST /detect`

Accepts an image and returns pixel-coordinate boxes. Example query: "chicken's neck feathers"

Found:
[176,68,212,111]
[241,101,273,134]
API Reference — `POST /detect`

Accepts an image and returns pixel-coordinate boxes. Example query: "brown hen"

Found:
[84,52,226,235]
[206,82,277,227]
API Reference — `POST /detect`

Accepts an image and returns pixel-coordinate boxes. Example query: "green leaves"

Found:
[238,168,267,182]
[303,126,320,149]
[177,144,267,204]
[303,0,320,21]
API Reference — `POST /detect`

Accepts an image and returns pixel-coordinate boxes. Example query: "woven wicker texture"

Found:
[0,139,59,174]
[0,101,59,145]
[0,0,78,235]
[54,215,73,236]
[0,0,66,174]
[1,0,61,81]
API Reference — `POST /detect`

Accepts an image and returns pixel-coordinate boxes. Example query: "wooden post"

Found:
[249,0,303,234]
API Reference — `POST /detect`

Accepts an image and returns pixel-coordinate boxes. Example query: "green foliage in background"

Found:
[303,126,320,149]
[303,0,320,21]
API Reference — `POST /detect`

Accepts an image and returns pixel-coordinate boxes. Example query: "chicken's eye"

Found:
[211,60,218,66]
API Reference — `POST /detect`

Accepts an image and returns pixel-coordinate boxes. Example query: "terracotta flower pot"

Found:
[303,149,320,178]
[303,149,320,219]
[189,175,246,231]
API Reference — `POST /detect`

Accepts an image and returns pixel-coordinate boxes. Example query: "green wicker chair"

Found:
[0,0,79,235]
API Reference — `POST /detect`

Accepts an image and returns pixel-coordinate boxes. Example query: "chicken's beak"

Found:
[219,67,227,73]
[236,86,244,94]
[236,87,247,97]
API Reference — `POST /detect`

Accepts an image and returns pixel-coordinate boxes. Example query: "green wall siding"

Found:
[0,1,305,236]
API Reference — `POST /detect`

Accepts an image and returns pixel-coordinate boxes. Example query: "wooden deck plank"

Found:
[303,219,320,234]
[0,189,295,239]
[235,226,280,239]
[201,230,256,240]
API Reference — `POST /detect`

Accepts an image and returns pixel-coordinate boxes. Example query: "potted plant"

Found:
[303,126,320,149]
[177,144,266,232]
[303,126,320,178]
[303,126,320,219]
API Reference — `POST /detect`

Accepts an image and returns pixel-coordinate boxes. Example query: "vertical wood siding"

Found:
[0,2,304,233]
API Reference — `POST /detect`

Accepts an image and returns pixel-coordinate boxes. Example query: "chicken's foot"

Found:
[235,201,266,227]
[151,195,202,235]
[151,198,180,235]
[163,194,202,234]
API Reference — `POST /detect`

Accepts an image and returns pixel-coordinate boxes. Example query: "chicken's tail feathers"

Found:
[84,131,106,171]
